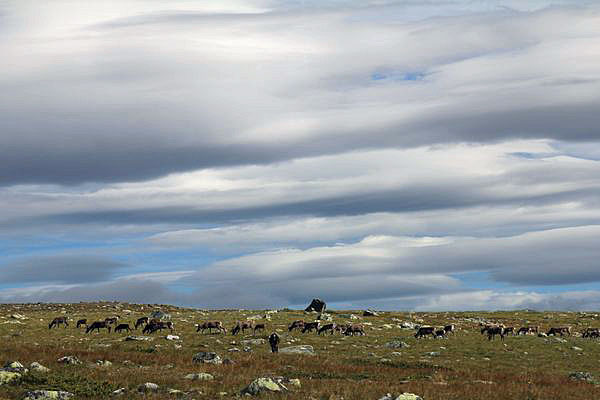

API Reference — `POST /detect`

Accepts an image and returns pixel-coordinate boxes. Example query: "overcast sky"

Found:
[1,0,600,310]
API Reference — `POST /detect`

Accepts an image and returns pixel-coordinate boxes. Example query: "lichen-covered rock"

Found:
[30,362,50,373]
[22,390,74,399]
[192,352,222,364]
[241,339,265,346]
[184,372,214,381]
[3,361,28,373]
[241,377,287,395]
[57,356,81,365]
[95,360,112,367]
[569,371,595,382]
[280,345,314,355]
[125,336,152,341]
[379,393,423,400]
[384,341,409,349]
[111,388,126,396]
[0,370,21,385]
[138,382,159,393]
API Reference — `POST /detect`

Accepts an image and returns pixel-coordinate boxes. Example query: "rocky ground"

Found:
[1,302,600,399]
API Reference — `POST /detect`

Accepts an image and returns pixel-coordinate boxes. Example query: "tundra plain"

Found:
[1,302,600,399]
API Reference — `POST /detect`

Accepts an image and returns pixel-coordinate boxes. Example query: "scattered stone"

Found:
[30,362,50,373]
[167,389,185,397]
[363,309,379,317]
[192,352,222,365]
[138,382,159,393]
[165,335,180,341]
[538,333,547,337]
[379,393,423,400]
[111,388,126,396]
[242,338,265,346]
[280,345,315,355]
[385,341,409,349]
[400,322,416,329]
[426,352,440,357]
[185,372,214,381]
[96,360,112,367]
[23,390,74,400]
[572,346,583,351]
[241,377,287,395]
[150,310,171,320]
[228,347,240,352]
[569,371,595,382]
[10,314,27,320]
[125,336,152,341]
[316,313,333,321]
[57,356,81,365]
[472,380,495,385]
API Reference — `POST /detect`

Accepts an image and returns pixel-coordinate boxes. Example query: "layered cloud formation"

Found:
[1,0,600,309]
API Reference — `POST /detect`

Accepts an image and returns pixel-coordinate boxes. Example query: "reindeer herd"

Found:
[48,313,600,346]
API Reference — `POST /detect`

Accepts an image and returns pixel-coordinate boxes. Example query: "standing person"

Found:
[268,332,280,353]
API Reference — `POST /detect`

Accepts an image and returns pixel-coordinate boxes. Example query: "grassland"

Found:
[1,302,600,399]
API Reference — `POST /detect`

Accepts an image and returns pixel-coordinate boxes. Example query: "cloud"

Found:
[1,3,599,184]
[0,255,127,284]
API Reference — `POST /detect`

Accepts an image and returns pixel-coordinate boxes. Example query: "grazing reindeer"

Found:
[253,323,265,335]
[343,324,366,336]
[76,319,87,329]
[135,317,149,330]
[104,316,119,325]
[517,326,538,335]
[443,324,455,335]
[318,323,337,335]
[487,326,505,341]
[583,328,600,338]
[415,326,436,339]
[231,321,253,335]
[301,321,320,333]
[197,321,226,334]
[547,326,571,336]
[288,320,305,332]
[503,326,515,336]
[143,321,173,334]
[86,321,111,333]
[49,316,69,329]
[435,328,447,338]
[114,323,131,333]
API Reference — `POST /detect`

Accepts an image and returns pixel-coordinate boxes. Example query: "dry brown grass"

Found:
[1,303,600,399]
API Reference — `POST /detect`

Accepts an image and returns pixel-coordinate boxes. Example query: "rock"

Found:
[167,389,185,397]
[165,335,180,341]
[30,362,50,373]
[23,390,74,399]
[472,380,495,385]
[111,388,126,396]
[280,345,315,355]
[381,324,394,329]
[363,309,379,317]
[241,377,287,395]
[400,322,416,329]
[385,341,409,349]
[426,352,440,357]
[305,298,326,313]
[223,358,235,365]
[10,314,27,320]
[379,394,423,400]
[192,352,222,365]
[150,310,171,320]
[316,313,333,321]
[538,333,547,337]
[3,361,27,373]
[228,347,240,352]
[138,382,159,393]
[125,336,152,341]
[572,346,583,351]
[185,372,214,381]
[0,370,21,385]
[96,360,112,367]
[57,356,81,365]
[555,338,567,343]
[242,338,266,346]
[569,371,595,382]
[247,315,263,321]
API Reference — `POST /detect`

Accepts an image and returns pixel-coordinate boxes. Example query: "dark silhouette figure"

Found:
[268,332,280,353]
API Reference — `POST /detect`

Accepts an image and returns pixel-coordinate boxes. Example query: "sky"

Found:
[1,0,600,310]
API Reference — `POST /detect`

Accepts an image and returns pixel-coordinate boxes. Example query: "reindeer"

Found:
[487,326,505,341]
[547,326,571,336]
[318,323,337,335]
[104,316,120,325]
[583,327,600,338]
[443,324,455,334]
[231,321,253,335]
[517,326,538,335]
[135,317,149,330]
[197,321,226,334]
[288,320,305,332]
[415,326,436,339]
[49,316,69,329]
[503,326,515,336]
[343,324,366,336]
[435,328,447,338]
[301,321,320,333]
[86,321,111,334]
[143,320,173,334]
[114,323,131,333]
[76,319,87,329]
[253,323,265,335]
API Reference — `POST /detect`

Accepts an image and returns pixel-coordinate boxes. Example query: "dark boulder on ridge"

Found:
[305,298,326,313]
